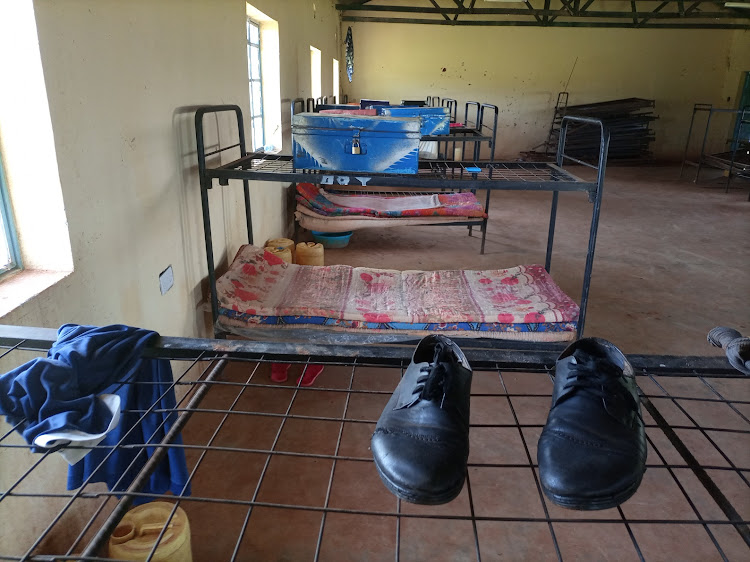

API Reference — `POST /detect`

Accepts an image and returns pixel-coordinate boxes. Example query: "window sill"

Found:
[0,269,72,319]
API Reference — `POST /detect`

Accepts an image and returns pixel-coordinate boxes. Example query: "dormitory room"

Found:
[0,1,748,560]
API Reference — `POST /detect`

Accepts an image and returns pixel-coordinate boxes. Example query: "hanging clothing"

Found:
[0,324,190,503]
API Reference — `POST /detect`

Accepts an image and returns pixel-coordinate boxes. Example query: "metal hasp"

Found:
[336,0,750,29]
[681,103,750,198]
[194,105,609,339]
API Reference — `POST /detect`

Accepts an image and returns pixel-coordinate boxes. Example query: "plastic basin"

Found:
[311,231,353,249]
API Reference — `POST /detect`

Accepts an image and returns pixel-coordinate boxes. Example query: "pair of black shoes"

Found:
[371,335,646,509]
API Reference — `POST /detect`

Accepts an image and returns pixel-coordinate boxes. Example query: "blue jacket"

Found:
[0,324,190,502]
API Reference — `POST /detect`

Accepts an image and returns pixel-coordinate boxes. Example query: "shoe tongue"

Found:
[432,342,450,364]
[556,352,636,424]
[423,344,458,401]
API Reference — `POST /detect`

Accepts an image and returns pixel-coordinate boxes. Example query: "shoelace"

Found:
[409,344,457,409]
[562,358,640,422]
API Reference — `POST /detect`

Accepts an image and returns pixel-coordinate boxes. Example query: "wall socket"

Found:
[159,265,174,295]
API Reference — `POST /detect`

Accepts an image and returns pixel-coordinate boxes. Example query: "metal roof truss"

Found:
[336,0,750,29]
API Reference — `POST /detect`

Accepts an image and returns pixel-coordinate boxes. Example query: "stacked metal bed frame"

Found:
[196,104,609,340]
[0,325,748,560]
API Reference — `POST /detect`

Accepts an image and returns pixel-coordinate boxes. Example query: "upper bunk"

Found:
[197,103,609,198]
[205,152,597,194]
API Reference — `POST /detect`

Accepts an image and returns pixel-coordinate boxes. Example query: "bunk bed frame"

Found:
[195,104,610,343]
[290,97,500,241]
[680,103,750,197]
[1,324,748,560]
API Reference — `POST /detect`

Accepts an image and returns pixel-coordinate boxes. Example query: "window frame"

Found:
[246,17,265,151]
[0,154,21,275]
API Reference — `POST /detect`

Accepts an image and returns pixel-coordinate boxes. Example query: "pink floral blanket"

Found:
[295,183,486,218]
[217,246,579,326]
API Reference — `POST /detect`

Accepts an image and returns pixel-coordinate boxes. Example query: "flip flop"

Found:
[297,365,324,387]
[270,363,291,383]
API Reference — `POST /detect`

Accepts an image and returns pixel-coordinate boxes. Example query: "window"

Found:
[247,18,264,150]
[0,155,20,274]
[246,4,281,152]
[310,46,321,102]
[332,58,339,104]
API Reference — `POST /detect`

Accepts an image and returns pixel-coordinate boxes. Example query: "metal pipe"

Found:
[680,103,711,179]
[572,116,610,337]
[545,191,559,273]
[80,359,229,558]
[694,108,714,182]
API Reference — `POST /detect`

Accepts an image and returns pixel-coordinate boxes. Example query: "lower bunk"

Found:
[293,182,488,235]
[215,245,579,344]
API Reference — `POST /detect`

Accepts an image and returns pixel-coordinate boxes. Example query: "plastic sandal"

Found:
[297,365,324,387]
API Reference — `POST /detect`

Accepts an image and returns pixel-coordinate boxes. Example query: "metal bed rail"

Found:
[680,103,750,195]
[0,325,747,561]
[194,105,609,337]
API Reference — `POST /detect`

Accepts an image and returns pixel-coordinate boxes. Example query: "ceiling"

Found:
[336,0,750,29]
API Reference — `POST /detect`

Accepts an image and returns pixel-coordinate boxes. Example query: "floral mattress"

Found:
[215,246,579,342]
[295,183,487,219]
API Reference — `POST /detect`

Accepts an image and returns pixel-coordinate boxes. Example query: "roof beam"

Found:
[338,8,750,19]
[339,15,750,29]
[429,0,451,21]
[335,3,742,19]
[639,1,670,26]
[336,0,750,28]
[452,0,464,21]
[525,0,544,23]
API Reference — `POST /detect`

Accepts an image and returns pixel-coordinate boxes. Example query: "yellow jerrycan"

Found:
[108,501,192,562]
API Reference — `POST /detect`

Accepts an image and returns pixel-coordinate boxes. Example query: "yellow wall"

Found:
[0,0,340,336]
[0,0,340,555]
[342,23,749,159]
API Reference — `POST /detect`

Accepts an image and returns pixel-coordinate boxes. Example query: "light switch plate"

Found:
[159,265,174,295]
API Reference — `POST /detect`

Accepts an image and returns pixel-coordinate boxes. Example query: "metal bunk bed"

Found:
[1,325,748,560]
[195,104,610,342]
[681,103,750,197]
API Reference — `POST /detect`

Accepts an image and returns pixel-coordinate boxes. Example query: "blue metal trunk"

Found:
[292,113,421,174]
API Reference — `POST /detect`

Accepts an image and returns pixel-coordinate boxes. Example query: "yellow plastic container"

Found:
[266,237,295,261]
[108,502,192,562]
[295,242,324,266]
[263,245,293,264]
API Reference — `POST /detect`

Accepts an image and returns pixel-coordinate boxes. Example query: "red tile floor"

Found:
[174,358,749,561]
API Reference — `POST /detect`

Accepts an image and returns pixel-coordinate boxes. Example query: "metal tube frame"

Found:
[556,115,610,337]
[0,324,748,560]
[679,103,712,179]
[195,105,608,341]
[682,105,750,189]
[195,105,253,330]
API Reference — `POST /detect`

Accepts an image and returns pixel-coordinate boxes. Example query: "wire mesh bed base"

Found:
[210,153,593,192]
[0,326,748,561]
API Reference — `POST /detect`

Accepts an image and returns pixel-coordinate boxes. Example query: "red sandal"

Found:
[270,363,291,383]
[297,364,324,387]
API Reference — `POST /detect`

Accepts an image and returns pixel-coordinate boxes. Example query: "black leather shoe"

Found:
[371,335,472,505]
[537,338,646,510]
